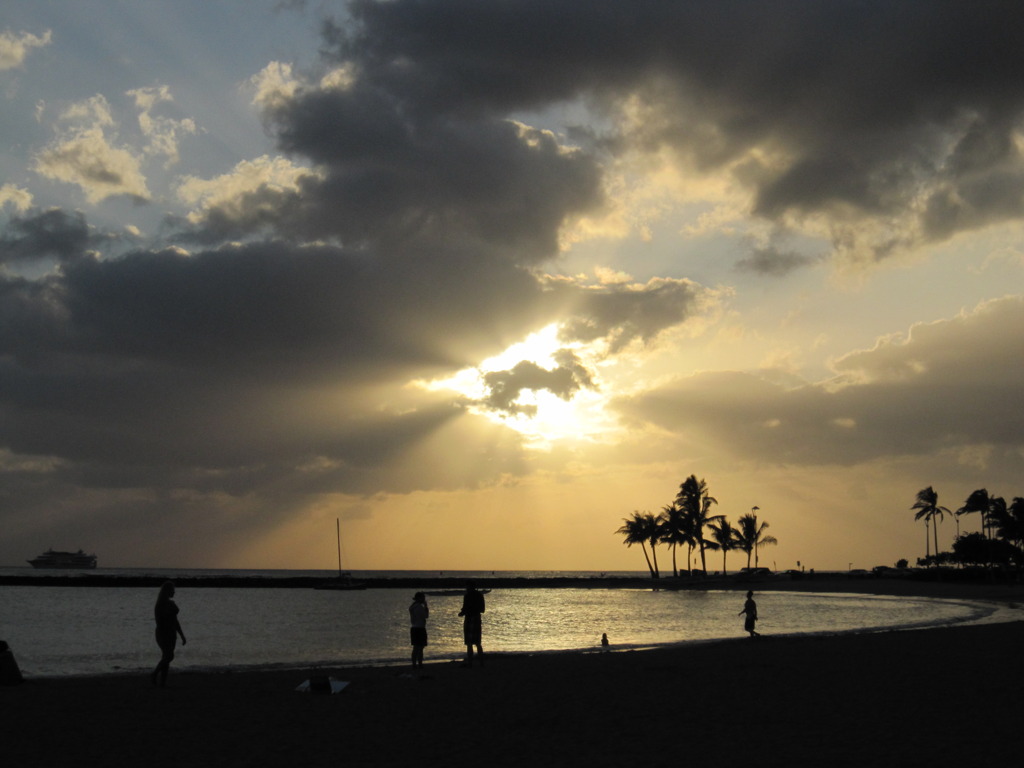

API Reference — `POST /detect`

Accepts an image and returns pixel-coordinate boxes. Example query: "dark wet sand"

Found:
[3,579,1022,767]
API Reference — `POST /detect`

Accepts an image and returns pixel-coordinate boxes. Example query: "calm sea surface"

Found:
[0,569,1007,677]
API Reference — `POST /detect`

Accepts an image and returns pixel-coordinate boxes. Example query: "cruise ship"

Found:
[27,549,98,569]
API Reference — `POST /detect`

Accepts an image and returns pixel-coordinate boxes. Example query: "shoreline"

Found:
[4,577,1019,681]
[4,580,1022,766]
[13,579,1018,683]
[4,569,1023,597]
[4,601,1021,767]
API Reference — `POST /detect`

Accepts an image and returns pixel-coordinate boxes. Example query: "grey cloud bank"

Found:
[1,1,1023,568]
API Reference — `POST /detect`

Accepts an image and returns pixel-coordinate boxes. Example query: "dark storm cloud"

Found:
[0,208,98,263]
[735,245,820,277]
[0,238,551,375]
[1,223,704,490]
[615,296,1024,466]
[552,276,705,352]
[195,81,604,260]
[332,0,1024,260]
[480,348,595,416]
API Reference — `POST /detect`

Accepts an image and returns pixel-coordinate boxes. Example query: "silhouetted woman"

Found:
[151,581,186,687]
[738,590,759,638]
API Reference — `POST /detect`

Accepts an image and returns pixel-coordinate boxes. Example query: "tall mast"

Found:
[336,518,342,576]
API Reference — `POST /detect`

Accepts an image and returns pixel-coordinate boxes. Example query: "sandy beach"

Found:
[3,579,1022,768]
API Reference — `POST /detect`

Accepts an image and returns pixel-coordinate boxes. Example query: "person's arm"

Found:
[177,619,187,645]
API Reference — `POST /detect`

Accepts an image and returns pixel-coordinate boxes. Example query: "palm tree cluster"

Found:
[911,486,1024,567]
[616,475,778,578]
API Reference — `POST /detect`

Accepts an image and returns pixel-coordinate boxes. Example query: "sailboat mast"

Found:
[336,517,342,576]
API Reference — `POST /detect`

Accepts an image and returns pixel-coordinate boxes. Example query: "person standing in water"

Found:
[738,590,759,637]
[458,581,485,666]
[151,581,187,687]
[409,592,429,669]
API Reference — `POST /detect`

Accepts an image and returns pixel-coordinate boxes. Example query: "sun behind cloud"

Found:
[418,323,618,447]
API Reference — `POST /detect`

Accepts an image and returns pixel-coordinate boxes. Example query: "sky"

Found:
[2,1,1023,572]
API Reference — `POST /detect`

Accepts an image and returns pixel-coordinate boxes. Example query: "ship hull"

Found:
[27,550,97,569]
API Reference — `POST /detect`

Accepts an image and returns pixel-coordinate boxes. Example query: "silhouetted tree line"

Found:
[911,486,1024,569]
[617,475,777,579]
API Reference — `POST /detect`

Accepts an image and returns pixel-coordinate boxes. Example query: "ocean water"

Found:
[0,571,1004,677]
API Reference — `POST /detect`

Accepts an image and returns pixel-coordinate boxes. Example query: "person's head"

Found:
[746,590,753,598]
[413,592,425,603]
[158,581,176,600]
[466,580,476,591]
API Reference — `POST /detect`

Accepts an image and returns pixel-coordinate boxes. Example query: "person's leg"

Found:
[154,637,175,686]
[156,649,173,686]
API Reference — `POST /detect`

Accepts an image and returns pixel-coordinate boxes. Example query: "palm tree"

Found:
[911,487,950,564]
[957,489,993,540]
[709,518,740,576]
[616,511,662,578]
[958,489,1001,571]
[1006,498,1024,552]
[735,511,778,568]
[988,495,1011,543]
[675,475,722,574]
[663,503,699,576]
[658,503,687,577]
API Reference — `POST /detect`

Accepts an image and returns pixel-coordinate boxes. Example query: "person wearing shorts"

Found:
[409,592,429,668]
[458,582,485,666]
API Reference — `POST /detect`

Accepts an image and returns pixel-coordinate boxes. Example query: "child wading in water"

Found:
[739,590,759,637]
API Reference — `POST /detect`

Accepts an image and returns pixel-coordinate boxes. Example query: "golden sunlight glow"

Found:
[417,324,619,447]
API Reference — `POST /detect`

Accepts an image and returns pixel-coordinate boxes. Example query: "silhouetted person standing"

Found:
[739,590,759,637]
[409,592,429,669]
[151,581,186,687]
[458,582,485,666]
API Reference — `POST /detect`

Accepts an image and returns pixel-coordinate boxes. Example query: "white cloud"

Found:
[249,61,301,113]
[0,29,51,71]
[176,154,317,222]
[33,95,150,203]
[58,94,114,127]
[0,183,33,212]
[319,64,357,92]
[34,126,149,203]
[127,85,198,167]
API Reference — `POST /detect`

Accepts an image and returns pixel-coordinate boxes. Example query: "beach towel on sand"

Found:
[296,676,348,694]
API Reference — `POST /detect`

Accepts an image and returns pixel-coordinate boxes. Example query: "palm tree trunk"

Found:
[640,543,655,577]
[933,515,940,561]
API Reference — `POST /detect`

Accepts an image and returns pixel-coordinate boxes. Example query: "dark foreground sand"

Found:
[3,580,1023,768]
